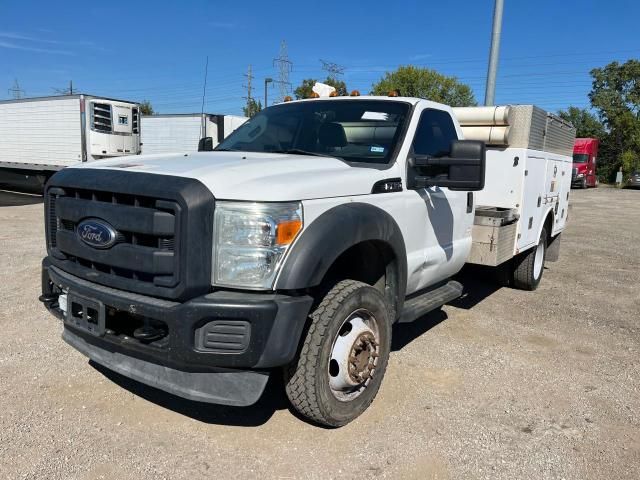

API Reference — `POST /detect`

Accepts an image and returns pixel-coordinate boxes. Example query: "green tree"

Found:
[139,100,154,115]
[557,106,606,139]
[371,65,476,106]
[294,77,348,99]
[243,98,262,118]
[621,150,640,176]
[588,60,640,180]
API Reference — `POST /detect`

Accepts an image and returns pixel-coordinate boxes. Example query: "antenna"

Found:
[273,40,292,103]
[320,59,345,81]
[8,79,25,99]
[200,56,209,138]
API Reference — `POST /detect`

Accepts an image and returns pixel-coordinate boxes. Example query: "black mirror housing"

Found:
[198,137,214,152]
[407,140,486,191]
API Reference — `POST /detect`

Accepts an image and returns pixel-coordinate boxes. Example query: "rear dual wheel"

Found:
[284,280,392,427]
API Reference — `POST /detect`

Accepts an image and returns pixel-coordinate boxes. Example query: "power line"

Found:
[273,40,292,102]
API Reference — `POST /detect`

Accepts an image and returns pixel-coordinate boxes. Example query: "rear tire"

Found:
[512,228,547,291]
[284,280,392,427]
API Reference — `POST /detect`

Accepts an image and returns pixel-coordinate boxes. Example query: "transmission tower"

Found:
[243,64,255,112]
[320,59,345,81]
[8,79,25,99]
[273,40,292,102]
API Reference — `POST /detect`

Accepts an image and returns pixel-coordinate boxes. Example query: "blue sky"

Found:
[1,0,639,115]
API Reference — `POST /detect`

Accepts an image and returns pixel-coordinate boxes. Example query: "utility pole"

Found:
[484,0,504,106]
[52,80,75,95]
[200,56,209,138]
[273,40,292,103]
[8,79,24,99]
[320,59,345,82]
[264,77,273,107]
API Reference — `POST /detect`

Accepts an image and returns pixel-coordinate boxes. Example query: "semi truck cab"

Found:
[572,138,599,188]
[40,96,572,426]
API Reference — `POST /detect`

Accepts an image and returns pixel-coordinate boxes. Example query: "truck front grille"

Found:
[48,187,180,290]
[45,169,215,301]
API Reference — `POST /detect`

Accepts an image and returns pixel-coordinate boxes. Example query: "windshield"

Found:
[217,100,411,164]
[573,154,589,164]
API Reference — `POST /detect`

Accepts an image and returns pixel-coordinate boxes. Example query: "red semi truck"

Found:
[572,138,599,188]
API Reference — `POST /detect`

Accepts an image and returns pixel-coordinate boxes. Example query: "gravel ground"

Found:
[0,186,638,480]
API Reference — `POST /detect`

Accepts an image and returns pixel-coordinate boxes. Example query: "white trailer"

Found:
[140,114,247,155]
[0,94,141,191]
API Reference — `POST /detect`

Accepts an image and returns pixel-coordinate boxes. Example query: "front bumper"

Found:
[41,259,313,405]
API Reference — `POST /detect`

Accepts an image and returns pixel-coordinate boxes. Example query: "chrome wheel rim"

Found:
[328,309,380,402]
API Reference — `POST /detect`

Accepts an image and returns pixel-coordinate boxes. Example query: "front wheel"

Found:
[512,228,547,290]
[284,280,392,427]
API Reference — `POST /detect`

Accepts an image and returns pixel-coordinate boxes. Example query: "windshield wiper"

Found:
[271,148,334,158]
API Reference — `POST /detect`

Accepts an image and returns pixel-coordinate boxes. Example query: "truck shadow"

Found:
[90,361,289,427]
[90,310,456,428]
[391,308,448,351]
[449,264,503,309]
[0,189,43,207]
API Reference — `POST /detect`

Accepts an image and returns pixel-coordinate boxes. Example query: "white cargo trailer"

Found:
[0,94,141,191]
[140,114,247,155]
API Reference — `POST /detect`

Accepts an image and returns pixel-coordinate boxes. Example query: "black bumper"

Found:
[41,259,313,405]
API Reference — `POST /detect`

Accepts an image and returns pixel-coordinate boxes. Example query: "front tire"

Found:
[284,280,392,427]
[512,228,547,290]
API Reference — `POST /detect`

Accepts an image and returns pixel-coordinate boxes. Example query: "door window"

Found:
[412,109,458,157]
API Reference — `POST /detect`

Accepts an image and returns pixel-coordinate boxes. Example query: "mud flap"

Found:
[546,233,562,262]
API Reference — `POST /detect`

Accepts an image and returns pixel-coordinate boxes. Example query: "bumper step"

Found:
[63,329,270,406]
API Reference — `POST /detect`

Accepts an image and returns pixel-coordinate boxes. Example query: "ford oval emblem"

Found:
[76,218,118,249]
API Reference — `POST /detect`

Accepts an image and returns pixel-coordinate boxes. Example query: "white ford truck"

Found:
[40,95,575,426]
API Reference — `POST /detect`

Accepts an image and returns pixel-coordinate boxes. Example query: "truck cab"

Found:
[572,138,599,188]
[40,95,569,427]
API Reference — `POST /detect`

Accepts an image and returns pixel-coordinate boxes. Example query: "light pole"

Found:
[264,78,273,107]
[484,0,504,106]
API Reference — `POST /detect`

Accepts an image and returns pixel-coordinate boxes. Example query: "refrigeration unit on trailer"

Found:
[40,95,574,427]
[140,114,247,155]
[0,95,141,190]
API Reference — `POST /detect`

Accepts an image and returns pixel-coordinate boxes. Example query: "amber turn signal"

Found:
[276,219,303,245]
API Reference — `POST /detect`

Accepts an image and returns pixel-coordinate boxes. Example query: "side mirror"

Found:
[407,140,486,191]
[198,137,214,152]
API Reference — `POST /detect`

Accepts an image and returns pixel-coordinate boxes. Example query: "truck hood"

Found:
[73,151,396,201]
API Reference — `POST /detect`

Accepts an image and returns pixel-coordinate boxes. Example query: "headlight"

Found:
[213,201,303,289]
[576,173,584,178]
